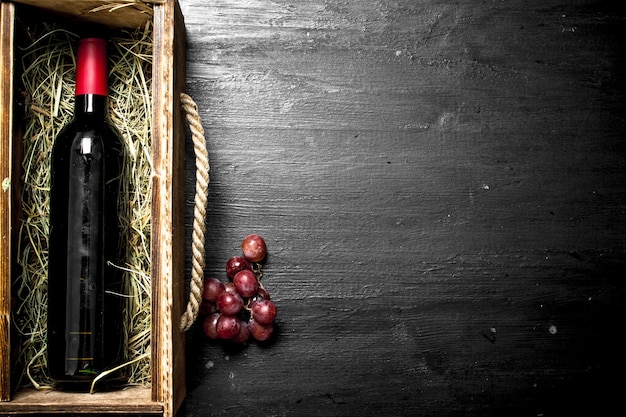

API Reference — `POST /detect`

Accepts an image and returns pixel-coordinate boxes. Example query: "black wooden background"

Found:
[178,0,626,416]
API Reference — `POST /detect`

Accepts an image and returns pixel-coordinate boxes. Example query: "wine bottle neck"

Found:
[74,95,108,118]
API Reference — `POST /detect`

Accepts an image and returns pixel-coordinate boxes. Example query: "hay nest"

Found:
[13,21,153,390]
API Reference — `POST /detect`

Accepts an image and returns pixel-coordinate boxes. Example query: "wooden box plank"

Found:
[150,0,187,414]
[11,0,163,29]
[0,0,15,402]
[0,1,187,415]
[5,386,162,414]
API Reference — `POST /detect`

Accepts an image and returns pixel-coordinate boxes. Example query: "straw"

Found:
[13,21,153,389]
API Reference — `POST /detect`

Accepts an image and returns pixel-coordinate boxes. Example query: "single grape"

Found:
[199,300,217,316]
[248,318,274,341]
[241,234,267,263]
[233,269,259,298]
[226,255,252,279]
[216,315,241,340]
[257,287,271,300]
[249,288,271,308]
[223,282,237,293]
[217,291,244,315]
[202,277,225,302]
[203,313,221,339]
[231,320,250,344]
[251,299,277,324]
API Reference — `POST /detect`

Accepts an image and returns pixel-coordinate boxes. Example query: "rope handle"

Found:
[179,92,209,332]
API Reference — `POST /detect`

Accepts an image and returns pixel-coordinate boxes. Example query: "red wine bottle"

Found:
[47,38,126,390]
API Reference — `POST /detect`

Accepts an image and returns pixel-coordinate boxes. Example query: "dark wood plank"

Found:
[179,0,626,415]
[0,0,15,402]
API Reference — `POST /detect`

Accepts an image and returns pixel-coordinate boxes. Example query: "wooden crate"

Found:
[0,1,187,415]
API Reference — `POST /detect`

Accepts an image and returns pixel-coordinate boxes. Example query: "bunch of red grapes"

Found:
[201,234,277,343]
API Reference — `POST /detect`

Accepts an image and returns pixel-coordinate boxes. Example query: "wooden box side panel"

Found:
[3,386,161,414]
[0,0,15,403]
[151,1,186,416]
[171,1,187,411]
[10,0,163,29]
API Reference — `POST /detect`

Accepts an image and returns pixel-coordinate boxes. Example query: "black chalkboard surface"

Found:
[179,1,626,416]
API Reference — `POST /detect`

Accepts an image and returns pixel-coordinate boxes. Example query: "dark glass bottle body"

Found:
[47,93,126,390]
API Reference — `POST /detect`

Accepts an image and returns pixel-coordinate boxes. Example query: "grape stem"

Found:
[254,262,264,281]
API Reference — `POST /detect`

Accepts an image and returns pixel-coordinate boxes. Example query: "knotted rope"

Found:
[179,92,209,332]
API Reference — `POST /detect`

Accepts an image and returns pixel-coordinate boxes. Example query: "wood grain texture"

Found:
[0,0,15,402]
[2,386,161,414]
[151,1,188,416]
[178,0,626,416]
[10,0,159,29]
